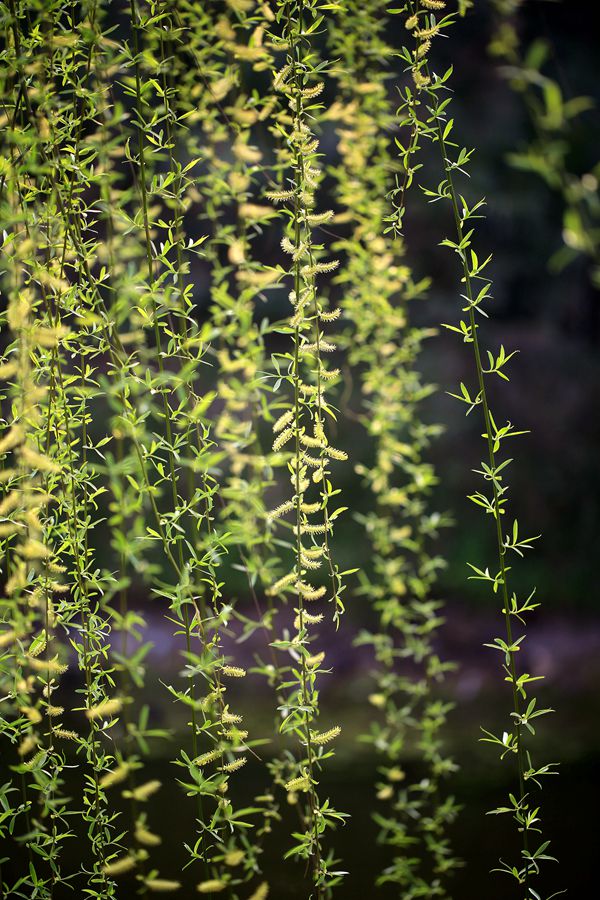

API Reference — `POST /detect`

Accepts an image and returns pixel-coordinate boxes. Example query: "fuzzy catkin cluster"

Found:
[327,1,459,893]
[256,3,350,893]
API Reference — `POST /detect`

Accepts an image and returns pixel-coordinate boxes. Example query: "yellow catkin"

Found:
[368,693,386,708]
[267,500,294,521]
[302,340,336,354]
[224,850,245,866]
[302,82,324,99]
[299,432,322,449]
[220,757,247,773]
[266,188,295,203]
[312,726,341,745]
[0,492,20,516]
[50,581,69,594]
[239,203,273,219]
[22,749,46,770]
[135,825,162,847]
[123,780,161,802]
[20,706,42,724]
[280,236,296,256]
[0,523,24,537]
[144,879,182,892]
[377,785,394,801]
[25,655,67,674]
[417,38,431,58]
[20,445,60,473]
[0,362,17,378]
[99,764,130,789]
[301,259,339,276]
[223,728,248,742]
[294,612,324,630]
[248,883,269,900]
[300,554,321,570]
[319,309,341,323]
[295,582,326,601]
[273,409,294,432]
[221,665,246,678]
[272,426,294,452]
[197,881,227,894]
[193,749,221,767]
[55,729,78,741]
[233,141,262,164]
[307,210,334,226]
[0,629,16,647]
[18,734,38,757]
[102,856,137,876]
[266,571,295,596]
[20,539,51,560]
[298,523,328,536]
[285,774,310,793]
[413,69,431,88]
[25,656,48,672]
[85,697,123,720]
[327,447,348,461]
[305,651,326,668]
[0,424,24,453]
[228,239,246,265]
[301,545,324,559]
[18,675,34,693]
[273,63,292,90]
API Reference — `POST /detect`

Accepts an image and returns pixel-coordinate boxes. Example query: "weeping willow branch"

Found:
[328,1,459,894]
[394,2,560,895]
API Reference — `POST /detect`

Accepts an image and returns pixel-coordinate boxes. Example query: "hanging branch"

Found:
[260,2,351,896]
[327,0,459,893]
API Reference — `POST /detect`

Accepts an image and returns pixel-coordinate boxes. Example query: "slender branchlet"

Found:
[393,2,560,895]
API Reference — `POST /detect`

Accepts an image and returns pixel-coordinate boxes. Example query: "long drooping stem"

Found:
[405,4,556,887]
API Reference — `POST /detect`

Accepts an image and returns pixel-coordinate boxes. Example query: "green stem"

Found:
[430,83,530,888]
[287,2,323,892]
